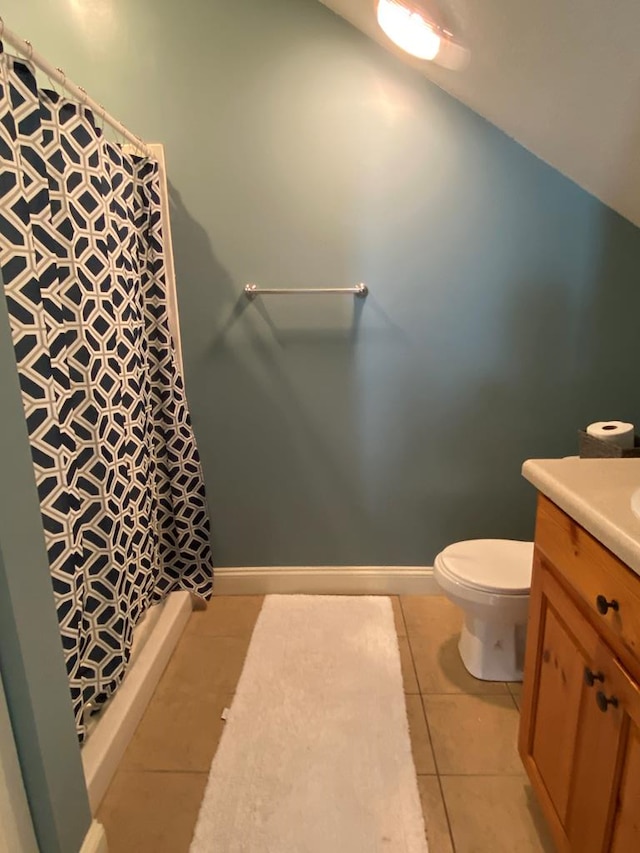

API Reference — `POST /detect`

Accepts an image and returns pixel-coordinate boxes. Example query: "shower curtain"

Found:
[0,51,213,741]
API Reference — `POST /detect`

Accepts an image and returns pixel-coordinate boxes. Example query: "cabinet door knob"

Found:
[596,690,619,712]
[584,667,605,687]
[596,595,619,615]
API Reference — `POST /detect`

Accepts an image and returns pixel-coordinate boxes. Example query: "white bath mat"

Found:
[190,595,428,853]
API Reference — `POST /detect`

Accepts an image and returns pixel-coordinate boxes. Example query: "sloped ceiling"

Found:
[318,0,640,227]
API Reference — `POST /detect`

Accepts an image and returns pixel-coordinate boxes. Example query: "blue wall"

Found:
[5,0,640,571]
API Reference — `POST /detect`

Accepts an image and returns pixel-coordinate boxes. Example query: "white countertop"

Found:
[522,458,640,576]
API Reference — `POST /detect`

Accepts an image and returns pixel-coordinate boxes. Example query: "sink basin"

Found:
[632,488,640,519]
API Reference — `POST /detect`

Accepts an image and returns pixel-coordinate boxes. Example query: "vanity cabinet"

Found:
[519,495,640,852]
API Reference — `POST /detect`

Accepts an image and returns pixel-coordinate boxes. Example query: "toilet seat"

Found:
[436,539,534,595]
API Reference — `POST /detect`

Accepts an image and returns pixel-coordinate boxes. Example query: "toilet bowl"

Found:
[434,539,534,682]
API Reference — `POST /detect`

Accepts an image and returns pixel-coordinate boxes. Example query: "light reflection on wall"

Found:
[67,0,117,51]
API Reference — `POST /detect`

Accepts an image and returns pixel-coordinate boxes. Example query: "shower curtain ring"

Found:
[79,86,88,106]
[0,18,5,40]
[56,66,66,85]
[24,40,34,62]
[46,72,60,96]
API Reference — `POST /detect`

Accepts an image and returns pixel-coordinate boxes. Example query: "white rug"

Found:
[190,595,428,853]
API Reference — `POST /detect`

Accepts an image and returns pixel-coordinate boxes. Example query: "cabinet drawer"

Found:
[535,494,640,665]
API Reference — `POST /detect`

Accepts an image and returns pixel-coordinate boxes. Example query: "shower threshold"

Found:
[80,591,192,812]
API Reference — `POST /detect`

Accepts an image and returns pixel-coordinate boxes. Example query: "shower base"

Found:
[81,591,192,813]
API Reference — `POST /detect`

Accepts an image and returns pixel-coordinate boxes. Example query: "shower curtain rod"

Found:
[0,19,152,157]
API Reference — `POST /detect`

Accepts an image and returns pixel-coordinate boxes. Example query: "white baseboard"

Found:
[81,591,192,813]
[213,566,438,596]
[80,820,108,853]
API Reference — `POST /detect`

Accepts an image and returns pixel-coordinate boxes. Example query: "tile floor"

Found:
[98,595,554,852]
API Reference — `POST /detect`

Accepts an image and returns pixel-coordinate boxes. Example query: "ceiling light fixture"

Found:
[375,0,464,67]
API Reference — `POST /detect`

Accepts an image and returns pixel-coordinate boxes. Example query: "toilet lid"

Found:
[437,539,534,595]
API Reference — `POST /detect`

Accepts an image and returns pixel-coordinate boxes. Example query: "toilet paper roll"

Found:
[586,421,635,449]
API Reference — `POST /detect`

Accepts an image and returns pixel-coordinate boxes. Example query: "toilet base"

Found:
[458,613,526,682]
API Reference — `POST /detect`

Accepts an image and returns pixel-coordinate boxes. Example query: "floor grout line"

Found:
[506,681,523,711]
[395,594,410,637]
[119,768,210,776]
[418,689,518,694]
[436,772,529,777]
[435,773,458,853]
[399,597,458,853]
[417,686,459,852]
[398,597,422,695]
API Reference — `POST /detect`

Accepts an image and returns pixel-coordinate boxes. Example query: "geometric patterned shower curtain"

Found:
[0,50,213,742]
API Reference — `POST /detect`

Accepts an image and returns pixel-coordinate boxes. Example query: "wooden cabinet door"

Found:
[519,555,615,851]
[604,656,640,851]
[522,552,640,852]
[565,642,625,852]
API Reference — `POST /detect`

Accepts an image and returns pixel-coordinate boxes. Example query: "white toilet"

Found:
[434,539,534,682]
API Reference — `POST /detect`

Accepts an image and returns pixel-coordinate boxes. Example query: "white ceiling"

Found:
[318,0,640,227]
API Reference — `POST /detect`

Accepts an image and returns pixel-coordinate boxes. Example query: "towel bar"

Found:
[244,283,368,300]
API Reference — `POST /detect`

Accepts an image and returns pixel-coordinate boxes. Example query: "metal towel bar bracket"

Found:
[244,283,368,300]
